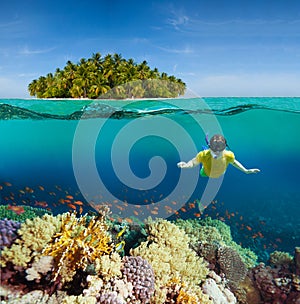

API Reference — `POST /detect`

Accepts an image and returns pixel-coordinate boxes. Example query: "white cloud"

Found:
[157,45,194,54]
[188,73,300,97]
[18,46,56,55]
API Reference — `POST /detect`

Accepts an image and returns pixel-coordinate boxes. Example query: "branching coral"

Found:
[42,212,112,283]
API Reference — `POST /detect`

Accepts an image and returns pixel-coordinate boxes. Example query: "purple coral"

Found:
[99,291,125,304]
[252,263,290,303]
[0,219,21,250]
[121,256,155,303]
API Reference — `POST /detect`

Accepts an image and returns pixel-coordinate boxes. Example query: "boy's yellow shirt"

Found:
[196,150,235,178]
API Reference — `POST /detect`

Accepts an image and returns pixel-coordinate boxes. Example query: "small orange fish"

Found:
[67,203,76,210]
[65,195,74,200]
[38,186,45,191]
[125,218,133,224]
[35,201,48,208]
[258,232,264,238]
[79,206,83,214]
[188,202,195,209]
[4,182,12,187]
[246,226,252,231]
[74,200,84,206]
[7,205,25,215]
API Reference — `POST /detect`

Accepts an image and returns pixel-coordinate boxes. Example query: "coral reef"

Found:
[0,218,21,250]
[1,210,298,304]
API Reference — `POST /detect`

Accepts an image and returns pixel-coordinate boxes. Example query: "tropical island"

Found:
[28,53,186,99]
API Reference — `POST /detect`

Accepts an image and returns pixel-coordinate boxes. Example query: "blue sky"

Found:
[1,0,300,98]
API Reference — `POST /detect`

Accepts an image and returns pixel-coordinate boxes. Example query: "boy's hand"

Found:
[246,168,260,174]
[177,161,187,168]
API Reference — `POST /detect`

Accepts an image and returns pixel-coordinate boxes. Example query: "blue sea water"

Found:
[0,97,299,261]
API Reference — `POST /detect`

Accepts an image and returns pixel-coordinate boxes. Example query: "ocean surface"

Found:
[0,96,299,262]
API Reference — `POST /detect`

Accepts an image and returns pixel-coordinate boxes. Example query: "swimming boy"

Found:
[177,134,260,178]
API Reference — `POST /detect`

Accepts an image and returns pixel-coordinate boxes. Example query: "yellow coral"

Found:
[95,251,122,280]
[42,212,112,283]
[0,214,62,267]
[176,288,198,304]
[62,295,97,304]
[130,218,209,304]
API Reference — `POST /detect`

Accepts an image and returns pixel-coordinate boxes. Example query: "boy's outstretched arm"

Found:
[177,157,200,169]
[232,159,260,174]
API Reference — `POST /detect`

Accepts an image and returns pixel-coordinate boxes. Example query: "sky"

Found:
[1,0,300,98]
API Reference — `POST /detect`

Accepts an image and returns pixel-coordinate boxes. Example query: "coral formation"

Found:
[0,205,51,222]
[269,250,294,268]
[295,247,300,276]
[217,246,247,287]
[95,252,122,280]
[202,278,237,304]
[25,255,54,282]
[0,213,62,267]
[42,212,112,282]
[121,255,155,303]
[174,217,257,268]
[130,218,211,304]
[0,218,21,250]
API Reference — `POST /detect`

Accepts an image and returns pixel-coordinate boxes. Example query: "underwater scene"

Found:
[0,96,300,303]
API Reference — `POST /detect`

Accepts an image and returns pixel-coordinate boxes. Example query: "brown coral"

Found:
[217,246,247,287]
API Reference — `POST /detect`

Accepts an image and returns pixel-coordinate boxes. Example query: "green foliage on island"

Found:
[28,53,186,99]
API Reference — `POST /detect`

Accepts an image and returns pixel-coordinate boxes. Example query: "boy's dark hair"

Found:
[209,134,227,152]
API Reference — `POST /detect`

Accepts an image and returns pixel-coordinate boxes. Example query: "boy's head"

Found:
[209,135,227,158]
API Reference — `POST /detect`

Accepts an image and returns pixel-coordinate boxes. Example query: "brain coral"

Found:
[217,246,247,287]
[130,218,210,304]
